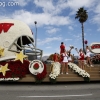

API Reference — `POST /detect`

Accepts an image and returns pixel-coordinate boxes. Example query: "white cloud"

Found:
[2,0,97,28]
[46,27,60,34]
[68,26,73,30]
[0,7,72,27]
[93,1,100,14]
[65,38,72,41]
[97,28,100,31]
[91,1,100,27]
[33,0,96,15]
[55,47,60,54]
[92,14,100,25]
[67,0,96,15]
[72,33,82,42]
[46,46,52,49]
[37,37,62,45]
[33,0,68,15]
[10,10,71,27]
[42,53,51,56]
[34,0,55,14]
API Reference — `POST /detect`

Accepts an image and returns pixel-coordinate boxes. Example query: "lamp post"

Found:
[34,21,37,48]
[34,21,37,59]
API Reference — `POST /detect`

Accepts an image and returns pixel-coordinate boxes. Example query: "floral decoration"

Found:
[68,62,90,81]
[0,60,30,81]
[35,63,47,83]
[15,51,27,63]
[29,60,45,75]
[33,63,39,70]
[0,78,19,81]
[0,59,47,83]
[29,60,47,83]
[0,47,4,57]
[49,62,61,83]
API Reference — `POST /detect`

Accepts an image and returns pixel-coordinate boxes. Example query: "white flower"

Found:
[0,78,19,81]
[49,62,61,79]
[68,62,90,79]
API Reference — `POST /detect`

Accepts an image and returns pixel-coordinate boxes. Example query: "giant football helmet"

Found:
[0,19,42,61]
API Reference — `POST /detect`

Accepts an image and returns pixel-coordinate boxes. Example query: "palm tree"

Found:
[75,7,88,53]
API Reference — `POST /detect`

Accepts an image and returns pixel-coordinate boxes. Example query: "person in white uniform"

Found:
[68,52,72,62]
[65,46,73,63]
[60,49,69,74]
[86,46,93,67]
[75,48,81,68]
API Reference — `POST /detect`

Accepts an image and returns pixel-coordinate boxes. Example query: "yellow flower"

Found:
[0,47,4,57]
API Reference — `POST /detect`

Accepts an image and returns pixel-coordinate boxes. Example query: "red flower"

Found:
[0,60,30,79]
[36,63,47,80]
[0,60,47,82]
[33,63,39,70]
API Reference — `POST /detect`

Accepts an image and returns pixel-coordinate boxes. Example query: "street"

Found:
[0,82,100,100]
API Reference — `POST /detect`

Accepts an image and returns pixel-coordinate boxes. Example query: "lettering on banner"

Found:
[91,44,100,49]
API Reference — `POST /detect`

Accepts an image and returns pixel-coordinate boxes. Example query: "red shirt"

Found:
[79,52,84,60]
[60,44,65,54]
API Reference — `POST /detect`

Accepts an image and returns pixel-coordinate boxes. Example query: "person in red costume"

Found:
[79,49,85,69]
[75,48,85,69]
[60,42,65,54]
[60,42,65,62]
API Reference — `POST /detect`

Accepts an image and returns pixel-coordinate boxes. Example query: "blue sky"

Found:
[0,0,100,56]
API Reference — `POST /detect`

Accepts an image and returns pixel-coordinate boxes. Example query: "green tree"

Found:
[75,7,88,53]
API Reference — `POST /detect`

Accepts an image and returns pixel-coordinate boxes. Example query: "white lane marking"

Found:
[18,94,92,98]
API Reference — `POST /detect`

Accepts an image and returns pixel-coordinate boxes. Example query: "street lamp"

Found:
[34,21,37,48]
[34,21,37,59]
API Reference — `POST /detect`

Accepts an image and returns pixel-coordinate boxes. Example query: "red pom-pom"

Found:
[84,40,88,44]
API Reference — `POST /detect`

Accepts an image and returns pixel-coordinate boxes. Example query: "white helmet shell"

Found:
[0,19,34,60]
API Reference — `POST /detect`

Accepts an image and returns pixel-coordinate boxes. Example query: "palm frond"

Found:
[75,7,88,23]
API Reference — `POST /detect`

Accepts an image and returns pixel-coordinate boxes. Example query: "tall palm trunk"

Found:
[81,23,85,53]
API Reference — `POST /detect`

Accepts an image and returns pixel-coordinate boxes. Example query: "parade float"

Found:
[0,19,100,83]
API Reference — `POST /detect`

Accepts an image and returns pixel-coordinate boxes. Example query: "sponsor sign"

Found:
[90,43,100,53]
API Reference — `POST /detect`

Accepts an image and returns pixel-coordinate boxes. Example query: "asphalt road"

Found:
[0,82,100,100]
